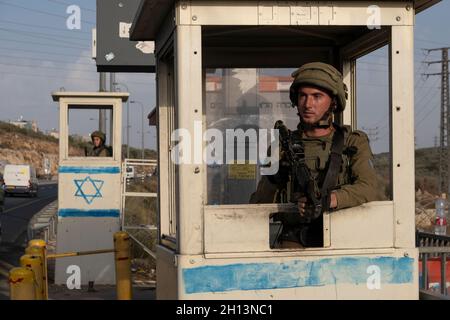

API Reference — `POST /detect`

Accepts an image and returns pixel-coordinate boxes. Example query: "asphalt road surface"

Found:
[0,182,57,299]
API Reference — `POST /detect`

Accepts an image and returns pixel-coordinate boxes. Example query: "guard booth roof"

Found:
[130,0,441,41]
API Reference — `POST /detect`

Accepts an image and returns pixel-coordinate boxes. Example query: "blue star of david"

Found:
[74,176,104,205]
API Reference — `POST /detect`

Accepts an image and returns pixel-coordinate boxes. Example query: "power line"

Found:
[0,19,91,35]
[0,70,154,86]
[415,104,439,128]
[0,28,90,47]
[0,0,95,25]
[423,47,450,194]
[0,26,90,42]
[415,77,441,117]
[0,53,95,66]
[0,46,92,59]
[0,62,95,73]
[0,37,90,50]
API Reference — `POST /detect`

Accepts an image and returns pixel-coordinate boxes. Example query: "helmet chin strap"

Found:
[299,107,333,131]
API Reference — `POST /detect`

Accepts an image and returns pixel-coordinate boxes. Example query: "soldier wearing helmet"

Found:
[86,131,112,157]
[250,62,384,248]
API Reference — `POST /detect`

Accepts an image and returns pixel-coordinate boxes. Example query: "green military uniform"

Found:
[86,145,112,157]
[86,131,112,157]
[250,61,384,247]
[251,124,384,210]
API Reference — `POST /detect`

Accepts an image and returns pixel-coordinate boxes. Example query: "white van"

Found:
[4,165,39,197]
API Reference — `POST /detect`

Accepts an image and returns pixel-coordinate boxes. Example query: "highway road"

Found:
[0,182,58,299]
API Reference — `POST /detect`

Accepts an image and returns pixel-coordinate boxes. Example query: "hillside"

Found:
[373,147,440,195]
[0,121,157,177]
[0,122,60,176]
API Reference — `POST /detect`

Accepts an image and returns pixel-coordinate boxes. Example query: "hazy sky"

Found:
[0,0,449,154]
[0,0,156,150]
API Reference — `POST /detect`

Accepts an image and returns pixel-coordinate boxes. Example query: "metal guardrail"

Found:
[27,201,58,243]
[121,159,158,259]
[417,231,450,297]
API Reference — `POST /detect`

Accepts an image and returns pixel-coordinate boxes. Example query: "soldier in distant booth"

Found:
[86,131,112,157]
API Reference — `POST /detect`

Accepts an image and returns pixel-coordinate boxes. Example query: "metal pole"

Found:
[110,73,116,147]
[99,73,107,133]
[142,104,145,159]
[422,253,429,290]
[444,49,450,198]
[114,232,132,300]
[20,255,44,300]
[441,253,447,295]
[131,100,145,159]
[127,99,130,158]
[9,268,36,300]
[114,82,131,159]
[27,239,48,299]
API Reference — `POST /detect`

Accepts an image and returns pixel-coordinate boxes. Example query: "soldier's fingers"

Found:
[297,201,306,209]
[298,203,305,215]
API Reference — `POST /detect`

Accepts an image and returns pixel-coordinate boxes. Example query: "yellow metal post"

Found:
[20,254,44,300]
[27,240,48,299]
[9,268,36,300]
[114,232,132,300]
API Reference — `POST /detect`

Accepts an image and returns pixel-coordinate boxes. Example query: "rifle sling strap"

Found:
[320,125,345,211]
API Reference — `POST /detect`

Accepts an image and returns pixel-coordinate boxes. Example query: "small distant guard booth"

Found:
[130,0,439,299]
[52,92,129,285]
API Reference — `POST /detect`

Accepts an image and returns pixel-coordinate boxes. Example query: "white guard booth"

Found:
[52,92,129,285]
[130,0,440,299]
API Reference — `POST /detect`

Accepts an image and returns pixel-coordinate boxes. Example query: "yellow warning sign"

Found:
[228,164,256,180]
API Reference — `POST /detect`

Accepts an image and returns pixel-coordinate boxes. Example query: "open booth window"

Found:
[201,25,396,251]
[67,105,114,158]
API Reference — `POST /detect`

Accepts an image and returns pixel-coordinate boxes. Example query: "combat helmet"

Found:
[91,131,106,143]
[289,62,348,112]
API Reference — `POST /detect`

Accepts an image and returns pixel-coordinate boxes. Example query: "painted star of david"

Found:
[74,176,104,205]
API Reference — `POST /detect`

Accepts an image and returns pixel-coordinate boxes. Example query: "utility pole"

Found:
[131,101,145,159]
[114,82,131,159]
[110,73,116,147]
[424,47,450,195]
[99,73,107,134]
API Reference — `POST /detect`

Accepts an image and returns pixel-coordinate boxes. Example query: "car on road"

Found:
[125,166,135,180]
[3,164,39,197]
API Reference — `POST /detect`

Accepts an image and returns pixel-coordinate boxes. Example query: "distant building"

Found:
[10,117,38,133]
[48,129,60,139]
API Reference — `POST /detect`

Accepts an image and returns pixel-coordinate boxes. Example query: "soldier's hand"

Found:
[298,197,308,216]
[330,192,338,210]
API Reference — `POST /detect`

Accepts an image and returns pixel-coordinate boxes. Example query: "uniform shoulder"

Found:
[341,126,371,150]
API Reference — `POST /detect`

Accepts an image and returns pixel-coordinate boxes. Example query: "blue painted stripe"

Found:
[183,256,414,294]
[59,209,120,218]
[59,166,120,174]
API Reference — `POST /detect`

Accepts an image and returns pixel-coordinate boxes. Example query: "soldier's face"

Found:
[297,86,333,125]
[93,137,102,147]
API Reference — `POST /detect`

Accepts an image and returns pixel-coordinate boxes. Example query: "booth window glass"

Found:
[67,105,114,158]
[205,68,297,205]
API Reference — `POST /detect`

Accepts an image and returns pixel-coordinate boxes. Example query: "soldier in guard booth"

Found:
[85,131,113,157]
